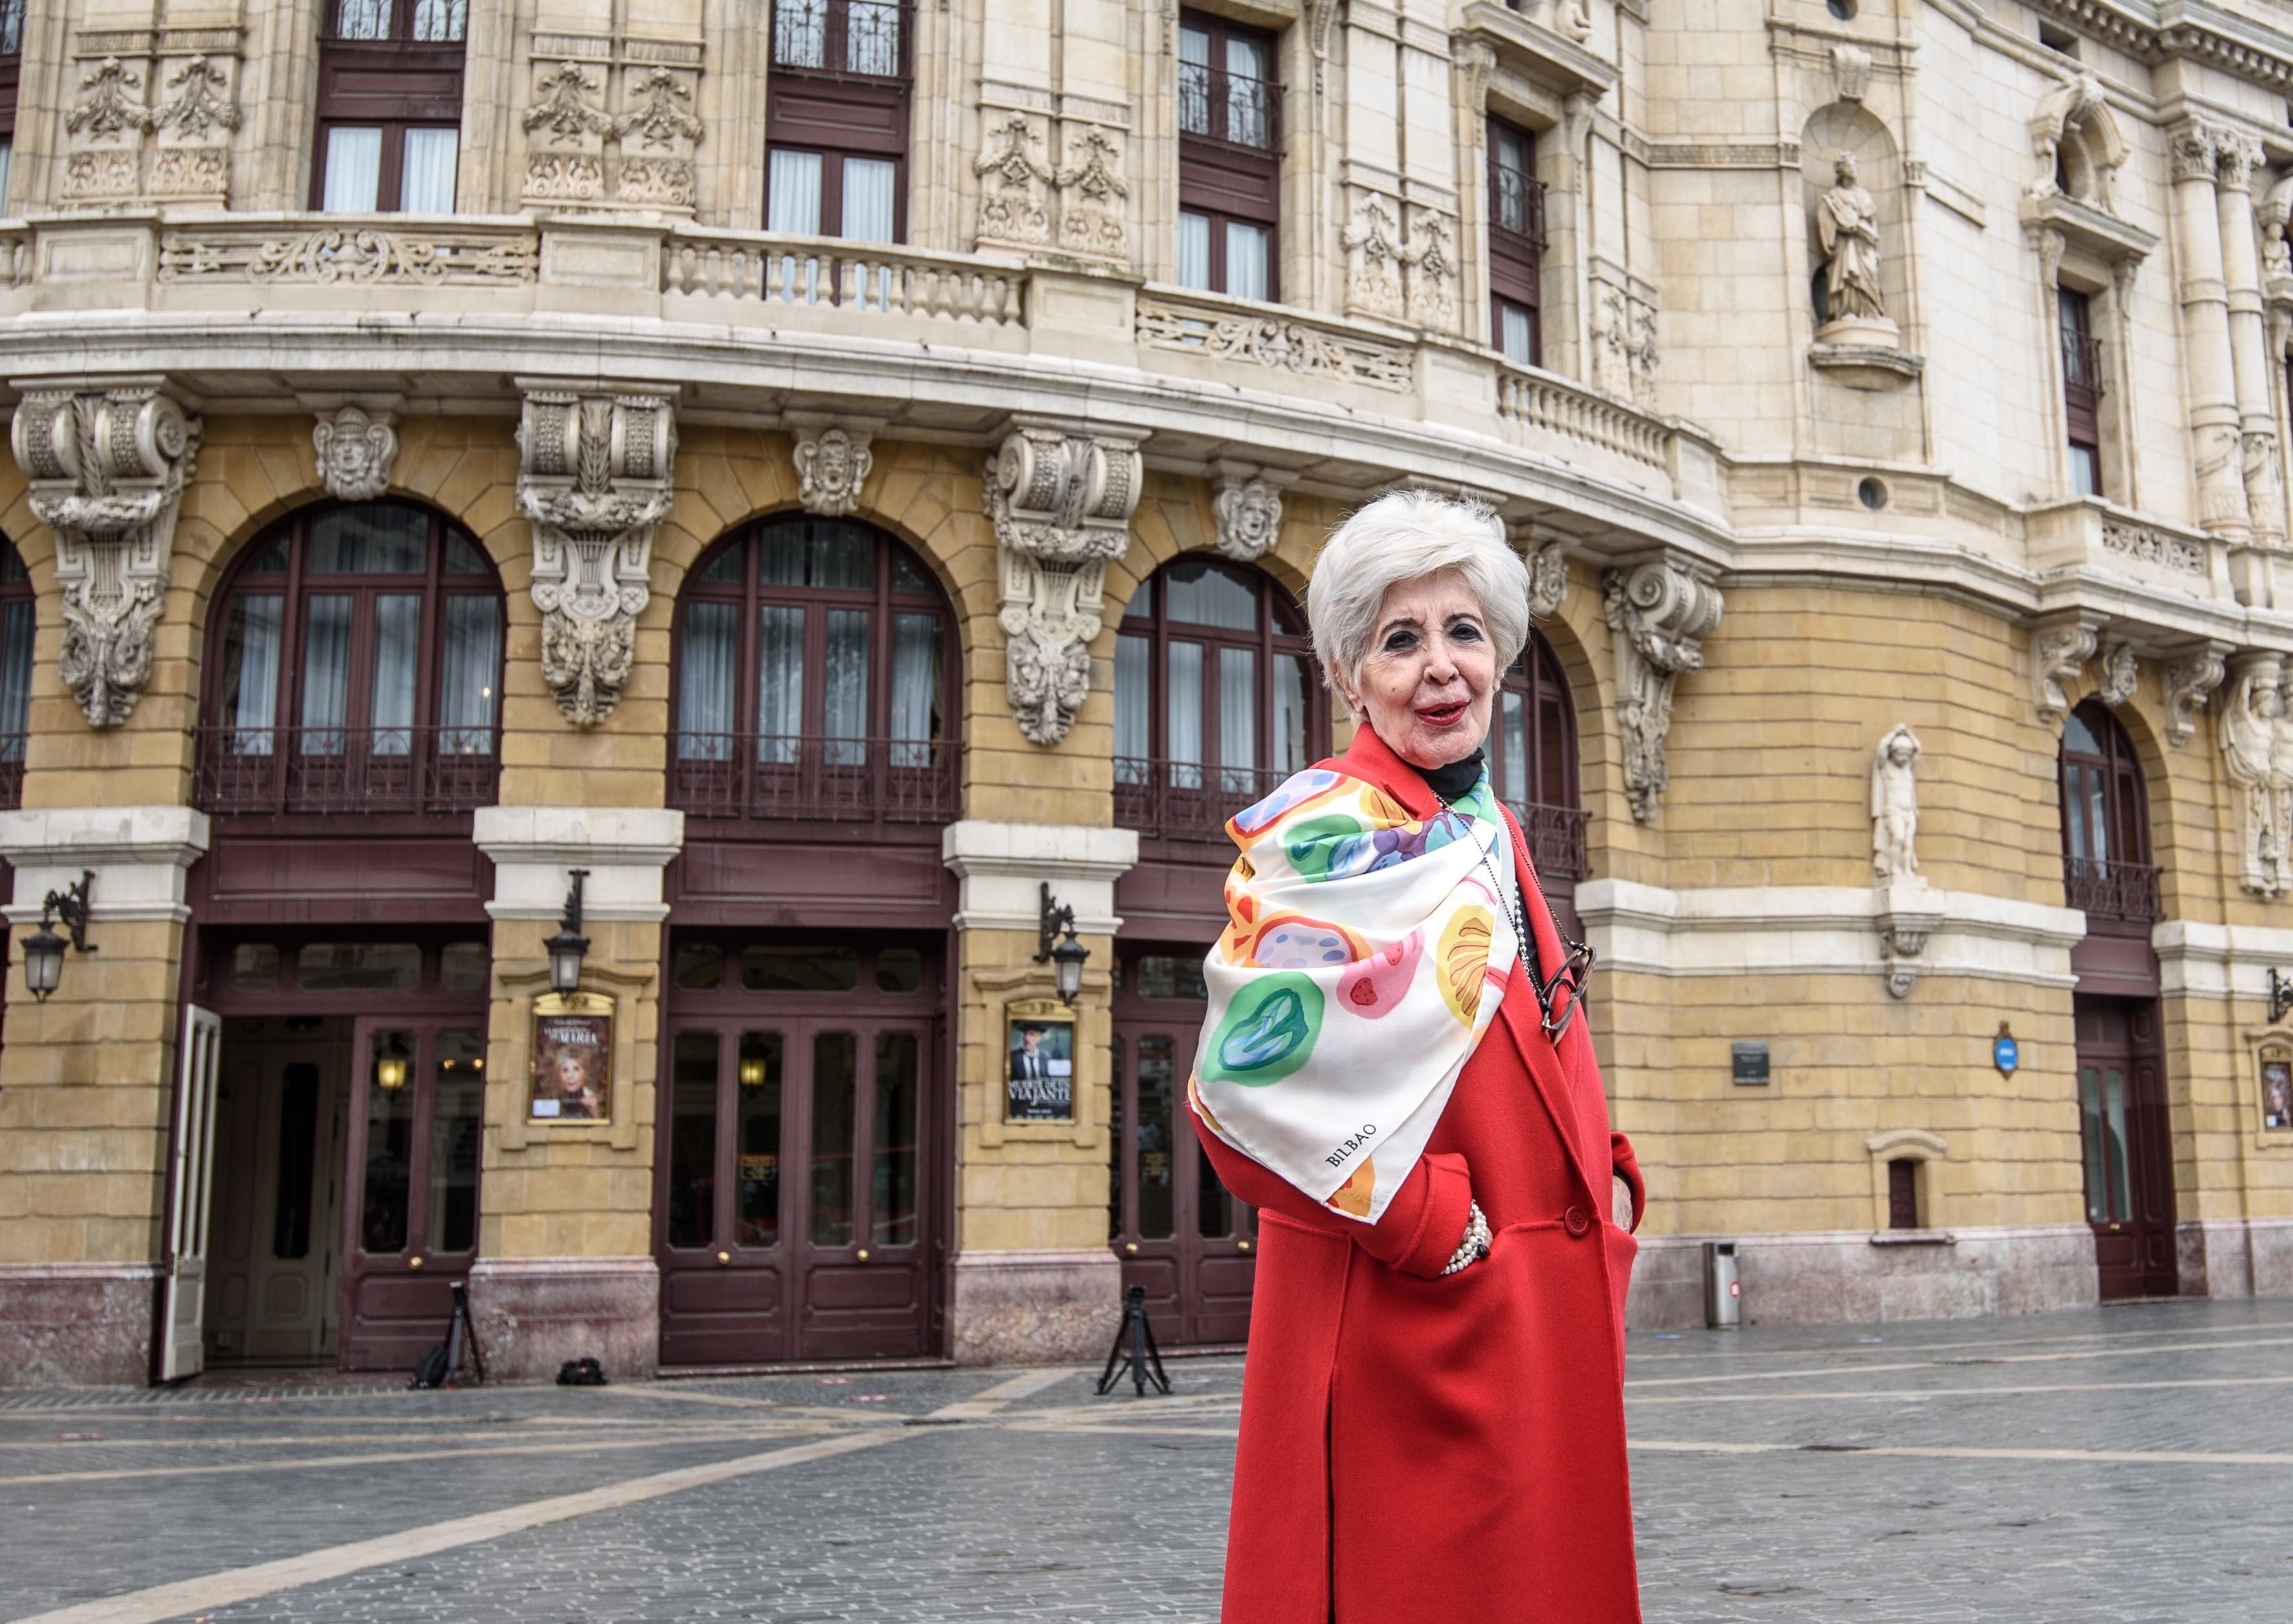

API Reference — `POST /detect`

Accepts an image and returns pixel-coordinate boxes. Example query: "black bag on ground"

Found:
[557,1357,608,1386]
[409,1343,451,1390]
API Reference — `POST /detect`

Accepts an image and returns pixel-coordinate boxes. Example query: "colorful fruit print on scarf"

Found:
[1191,761,1520,1224]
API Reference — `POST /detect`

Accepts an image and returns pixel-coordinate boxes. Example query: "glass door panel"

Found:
[809,1032,858,1246]
[736,1032,784,1248]
[426,1029,483,1255]
[872,1031,920,1245]
[1135,1035,1177,1240]
[358,1029,416,1254]
[667,1032,720,1249]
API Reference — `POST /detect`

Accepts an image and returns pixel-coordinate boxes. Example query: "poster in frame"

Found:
[531,991,614,1124]
[2263,1054,2293,1134]
[1005,997,1076,1123]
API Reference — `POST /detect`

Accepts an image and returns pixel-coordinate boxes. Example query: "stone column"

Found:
[941,819,1137,1364]
[0,805,208,1386]
[2169,123,2253,555]
[469,805,684,1381]
[2217,136,2286,550]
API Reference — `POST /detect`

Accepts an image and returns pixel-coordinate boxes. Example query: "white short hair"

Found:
[1306,491,1532,708]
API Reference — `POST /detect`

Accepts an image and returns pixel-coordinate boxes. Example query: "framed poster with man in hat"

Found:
[1005,997,1075,1122]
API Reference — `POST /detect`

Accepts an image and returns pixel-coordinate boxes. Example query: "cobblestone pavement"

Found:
[2,1297,2287,1623]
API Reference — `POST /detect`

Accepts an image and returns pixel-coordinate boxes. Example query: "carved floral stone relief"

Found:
[515,387,679,727]
[9,384,203,728]
[2032,623,2097,722]
[973,113,1054,251]
[521,54,705,212]
[987,425,1145,747]
[62,50,243,205]
[1603,557,1723,821]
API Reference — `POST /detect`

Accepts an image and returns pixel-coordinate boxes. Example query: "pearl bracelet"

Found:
[1440,1201,1493,1276]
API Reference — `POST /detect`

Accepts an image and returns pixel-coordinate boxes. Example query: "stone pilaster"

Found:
[2169,123,2253,556]
[2215,136,2285,548]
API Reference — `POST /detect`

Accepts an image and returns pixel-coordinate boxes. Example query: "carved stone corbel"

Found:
[515,384,678,727]
[2032,621,2098,723]
[791,421,876,518]
[1876,884,1943,1000]
[1211,465,1288,562]
[1528,540,1569,619]
[2162,643,2230,746]
[312,406,398,502]
[986,424,1145,747]
[9,381,203,728]
[1602,557,1723,821]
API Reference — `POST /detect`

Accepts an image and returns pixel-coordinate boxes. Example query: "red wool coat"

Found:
[1193,726,1646,1624]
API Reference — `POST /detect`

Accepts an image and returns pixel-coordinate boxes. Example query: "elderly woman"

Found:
[1191,491,1645,1624]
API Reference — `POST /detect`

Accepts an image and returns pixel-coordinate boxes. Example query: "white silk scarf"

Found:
[1190,761,1520,1225]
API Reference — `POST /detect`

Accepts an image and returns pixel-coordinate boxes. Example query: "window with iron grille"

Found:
[2058,699,2158,924]
[766,0,910,242]
[669,518,959,826]
[2059,287,2103,496]
[1178,13,1282,300]
[199,504,504,816]
[312,1,468,213]
[1490,634,1587,914]
[1114,559,1323,841]
[1488,117,1546,364]
[0,0,25,214]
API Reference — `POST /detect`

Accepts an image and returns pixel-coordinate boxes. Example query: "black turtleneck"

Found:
[1409,746,1486,805]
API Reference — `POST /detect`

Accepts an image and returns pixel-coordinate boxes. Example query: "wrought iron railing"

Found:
[1512,800,1591,884]
[2061,328,2104,400]
[1115,759,1287,842]
[770,0,907,80]
[669,733,958,825]
[2063,854,2160,922]
[194,725,499,816]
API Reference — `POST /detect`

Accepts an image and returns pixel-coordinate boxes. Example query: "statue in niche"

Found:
[1871,724,1923,885]
[1816,152,1887,328]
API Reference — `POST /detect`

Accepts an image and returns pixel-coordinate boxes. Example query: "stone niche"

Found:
[1802,104,1926,449]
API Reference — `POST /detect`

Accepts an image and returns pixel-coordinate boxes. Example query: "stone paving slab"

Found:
[1,1300,2287,1623]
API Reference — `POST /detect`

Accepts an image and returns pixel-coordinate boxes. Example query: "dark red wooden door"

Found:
[2072,996,2177,1300]
[339,1016,486,1368]
[1109,951,1255,1346]
[657,940,937,1364]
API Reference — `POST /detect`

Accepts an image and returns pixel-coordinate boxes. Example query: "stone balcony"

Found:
[0,210,1728,555]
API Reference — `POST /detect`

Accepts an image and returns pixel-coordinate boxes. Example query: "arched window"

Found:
[2059,700,2157,922]
[670,515,958,825]
[0,537,30,809]
[197,502,503,814]
[1114,557,1324,839]
[1490,632,1586,887]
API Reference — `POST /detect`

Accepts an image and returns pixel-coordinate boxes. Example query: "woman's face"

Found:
[1339,570,1497,770]
[556,1052,588,1091]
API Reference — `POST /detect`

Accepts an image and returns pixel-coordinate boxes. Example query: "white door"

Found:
[159,1006,223,1382]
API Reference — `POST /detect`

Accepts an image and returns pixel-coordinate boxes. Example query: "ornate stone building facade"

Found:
[0,0,2290,1384]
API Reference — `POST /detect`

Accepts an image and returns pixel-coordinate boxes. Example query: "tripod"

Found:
[1095,1284,1171,1397]
[412,1280,487,1390]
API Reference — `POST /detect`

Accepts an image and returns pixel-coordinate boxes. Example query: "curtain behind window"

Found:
[1115,634,1149,783]
[0,601,33,759]
[888,613,940,769]
[300,595,353,754]
[768,149,824,234]
[220,595,283,755]
[438,595,500,754]
[1167,641,1203,790]
[1218,647,1257,794]
[322,127,383,212]
[842,157,897,243]
[400,128,459,213]
[679,601,737,761]
[757,605,805,764]
[368,594,421,755]
[823,608,871,765]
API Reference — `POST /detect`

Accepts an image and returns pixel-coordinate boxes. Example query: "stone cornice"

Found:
[2026,0,2293,98]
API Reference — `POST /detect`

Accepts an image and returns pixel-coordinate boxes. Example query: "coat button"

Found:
[1564,1205,1591,1237]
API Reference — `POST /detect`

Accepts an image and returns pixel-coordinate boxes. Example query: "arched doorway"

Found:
[658,514,958,1364]
[1108,555,1325,1345]
[186,500,504,1372]
[2059,700,2175,1300]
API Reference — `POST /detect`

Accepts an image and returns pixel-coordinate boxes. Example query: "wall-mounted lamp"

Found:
[738,1053,770,1090]
[544,868,590,997]
[375,1056,410,1092]
[20,871,96,1002]
[1036,882,1089,1005]
[2272,968,2293,1025]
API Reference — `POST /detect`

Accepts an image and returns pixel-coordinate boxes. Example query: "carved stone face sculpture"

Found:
[1886,733,1916,767]
[1835,153,1859,188]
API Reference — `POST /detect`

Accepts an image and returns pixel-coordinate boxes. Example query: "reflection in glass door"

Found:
[340,1019,485,1369]
[1108,949,1254,1346]
[2072,995,2178,1300]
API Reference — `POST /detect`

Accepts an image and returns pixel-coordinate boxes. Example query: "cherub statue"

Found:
[1871,724,1922,885]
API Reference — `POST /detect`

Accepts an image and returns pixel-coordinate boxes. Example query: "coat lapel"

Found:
[1326,729,1604,1199]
